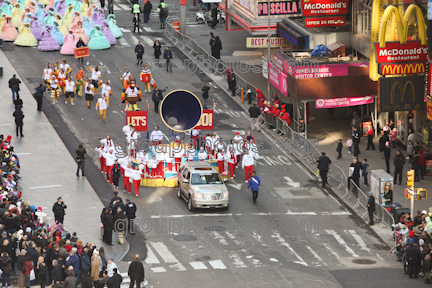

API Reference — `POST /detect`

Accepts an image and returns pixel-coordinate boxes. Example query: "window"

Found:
[355,0,372,37]
[181,168,189,179]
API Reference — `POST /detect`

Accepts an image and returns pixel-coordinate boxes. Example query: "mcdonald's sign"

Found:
[371,4,428,77]
[379,63,426,75]
[379,76,426,112]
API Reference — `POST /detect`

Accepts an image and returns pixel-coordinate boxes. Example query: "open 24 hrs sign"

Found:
[126,111,147,131]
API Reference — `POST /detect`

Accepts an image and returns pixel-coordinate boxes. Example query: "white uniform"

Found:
[227,151,236,164]
[217,152,227,161]
[241,154,254,168]
[120,157,130,170]
[192,129,199,137]
[131,169,143,181]
[101,138,114,149]
[102,83,111,95]
[60,63,70,73]
[95,146,107,158]
[97,97,107,110]
[150,130,164,142]
[198,151,207,160]
[249,143,258,157]
[187,148,196,161]
[124,167,133,178]
[65,80,75,92]
[148,159,158,169]
[104,152,117,167]
[122,71,131,80]
[234,135,242,142]
[91,69,101,81]
[43,68,52,81]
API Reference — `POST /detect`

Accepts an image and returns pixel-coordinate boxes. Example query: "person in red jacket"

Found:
[419,148,426,180]
[273,95,280,106]
[272,106,281,117]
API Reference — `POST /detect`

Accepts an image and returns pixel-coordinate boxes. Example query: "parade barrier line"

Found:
[164,23,395,250]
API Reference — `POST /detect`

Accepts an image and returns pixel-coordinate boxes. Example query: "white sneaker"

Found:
[53,102,56,105]
[245,180,248,183]
[65,101,67,104]
[71,102,75,105]
[136,194,138,197]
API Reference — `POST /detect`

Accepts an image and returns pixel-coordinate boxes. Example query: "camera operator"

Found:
[52,197,67,224]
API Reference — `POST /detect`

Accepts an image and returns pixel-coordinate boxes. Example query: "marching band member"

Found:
[101,79,112,107]
[120,67,131,89]
[57,68,67,95]
[198,147,207,161]
[95,142,107,173]
[205,134,212,154]
[174,142,184,171]
[59,58,71,75]
[127,125,137,157]
[96,92,108,122]
[120,152,129,175]
[100,135,114,149]
[87,62,101,95]
[140,64,153,93]
[155,145,165,178]
[150,126,164,146]
[191,129,199,148]
[64,76,75,105]
[131,165,143,197]
[233,132,242,142]
[84,78,94,108]
[123,163,133,193]
[186,143,195,161]
[227,147,236,178]
[49,74,60,104]
[242,150,254,183]
[148,156,158,178]
[104,147,117,183]
[233,139,242,168]
[216,149,227,175]
[43,63,52,88]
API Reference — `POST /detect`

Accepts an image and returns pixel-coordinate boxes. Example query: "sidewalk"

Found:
[0,51,128,262]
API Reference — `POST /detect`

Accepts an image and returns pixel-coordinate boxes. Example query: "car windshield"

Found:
[191,172,223,185]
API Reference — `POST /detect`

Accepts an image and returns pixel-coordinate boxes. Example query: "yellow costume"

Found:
[55,14,67,35]
[39,0,48,5]
[13,23,37,46]
[74,67,84,97]
[11,4,21,27]
[63,6,73,28]
[0,16,5,32]
[80,0,89,15]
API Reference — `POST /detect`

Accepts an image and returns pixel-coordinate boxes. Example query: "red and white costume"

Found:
[233,142,242,167]
[137,151,150,176]
[155,151,165,178]
[233,133,242,142]
[101,137,114,149]
[227,151,236,178]
[104,150,117,183]
[150,129,164,146]
[205,135,212,154]
[124,167,133,193]
[209,136,218,156]
[187,147,196,161]
[242,153,254,182]
[131,167,143,196]
[148,158,158,178]
[127,130,138,157]
[191,129,200,148]
[217,152,227,174]
[174,146,184,171]
[198,149,207,161]
[120,154,129,175]
[95,145,107,173]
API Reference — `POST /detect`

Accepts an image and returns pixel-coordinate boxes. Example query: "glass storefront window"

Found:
[355,0,372,37]
[396,111,406,143]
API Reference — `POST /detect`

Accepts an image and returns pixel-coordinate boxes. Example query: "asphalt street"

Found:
[1,0,419,287]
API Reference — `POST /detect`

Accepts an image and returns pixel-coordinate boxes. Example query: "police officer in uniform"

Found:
[125,198,137,234]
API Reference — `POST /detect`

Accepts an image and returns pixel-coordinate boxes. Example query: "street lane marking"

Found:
[140,35,154,47]
[15,153,31,155]
[189,261,208,270]
[118,38,130,47]
[209,260,227,269]
[116,3,130,10]
[142,27,154,32]
[272,232,308,266]
[306,246,327,266]
[145,246,160,264]
[323,243,339,257]
[348,230,372,253]
[229,252,247,268]
[150,211,350,218]
[150,267,167,273]
[169,263,187,271]
[29,185,62,189]
[130,34,139,46]
[325,230,359,257]
[212,231,229,245]
[150,242,180,263]
[0,124,12,126]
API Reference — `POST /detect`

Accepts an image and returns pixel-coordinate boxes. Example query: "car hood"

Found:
[193,185,225,194]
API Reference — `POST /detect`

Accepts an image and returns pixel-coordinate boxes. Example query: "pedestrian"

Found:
[157,0,166,29]
[64,270,78,288]
[406,239,421,278]
[346,136,352,153]
[419,148,426,180]
[367,191,375,225]
[76,144,86,178]
[128,254,145,288]
[125,198,137,234]
[228,72,236,96]
[13,95,23,110]
[412,149,420,182]
[316,152,331,188]
[106,268,122,288]
[365,124,375,150]
[201,83,210,109]
[241,150,255,183]
[135,41,144,64]
[210,4,218,29]
[64,76,75,105]
[379,130,389,155]
[163,46,173,73]
[394,150,405,185]
[0,252,12,288]
[108,0,114,14]
[424,253,431,284]
[76,37,86,63]
[352,126,360,157]
[111,160,121,189]
[407,128,416,147]
[384,139,391,173]
[34,84,46,111]
[362,159,369,186]
[90,254,100,287]
[102,208,114,246]
[248,102,261,132]
[143,0,152,23]
[132,13,141,34]
[130,0,138,11]
[13,105,25,137]
[24,255,33,288]
[8,74,21,102]
[132,2,140,17]
[407,140,414,163]
[115,207,126,244]
[247,171,261,205]
[153,40,162,65]
[152,86,167,113]
[347,157,362,189]
[336,139,343,159]
[96,93,108,122]
[52,197,67,224]
[211,36,222,59]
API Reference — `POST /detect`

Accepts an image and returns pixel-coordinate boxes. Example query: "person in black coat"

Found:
[52,197,67,224]
[228,73,236,97]
[107,0,114,15]
[143,0,152,22]
[75,38,87,63]
[107,268,122,288]
[81,271,93,288]
[211,36,222,59]
[13,105,24,137]
[201,84,210,109]
[35,84,46,111]
[406,239,421,278]
[163,46,173,73]
[52,259,64,285]
[367,192,375,225]
[8,74,21,102]
[316,152,331,187]
[153,40,162,65]
[210,4,218,29]
[134,41,144,64]
[352,126,360,157]
[347,158,363,189]
[13,95,23,110]
[336,139,343,159]
[132,13,141,34]
[102,209,114,246]
[128,255,145,287]
[125,199,137,234]
[394,150,405,185]
[151,86,167,113]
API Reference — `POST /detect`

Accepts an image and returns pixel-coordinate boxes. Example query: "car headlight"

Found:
[223,190,229,198]
[193,192,202,199]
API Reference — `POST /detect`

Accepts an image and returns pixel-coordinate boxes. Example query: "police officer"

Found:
[125,199,137,234]
[110,191,122,204]
[52,197,67,224]
[405,239,421,278]
[316,152,331,188]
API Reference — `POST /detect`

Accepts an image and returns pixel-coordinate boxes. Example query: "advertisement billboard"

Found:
[374,41,428,64]
[304,16,345,28]
[315,96,374,109]
[379,76,426,112]
[268,62,288,96]
[257,0,302,16]
[276,22,305,49]
[379,63,426,75]
[301,0,348,16]
[246,37,291,48]
[234,0,255,15]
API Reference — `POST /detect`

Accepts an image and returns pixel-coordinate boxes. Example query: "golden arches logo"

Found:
[381,63,425,75]
[390,80,415,110]
[378,4,427,48]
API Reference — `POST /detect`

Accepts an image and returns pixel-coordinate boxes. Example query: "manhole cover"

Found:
[294,240,308,244]
[309,280,324,285]
[204,226,225,231]
[291,190,311,196]
[173,235,197,241]
[352,259,377,265]
[195,256,212,261]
